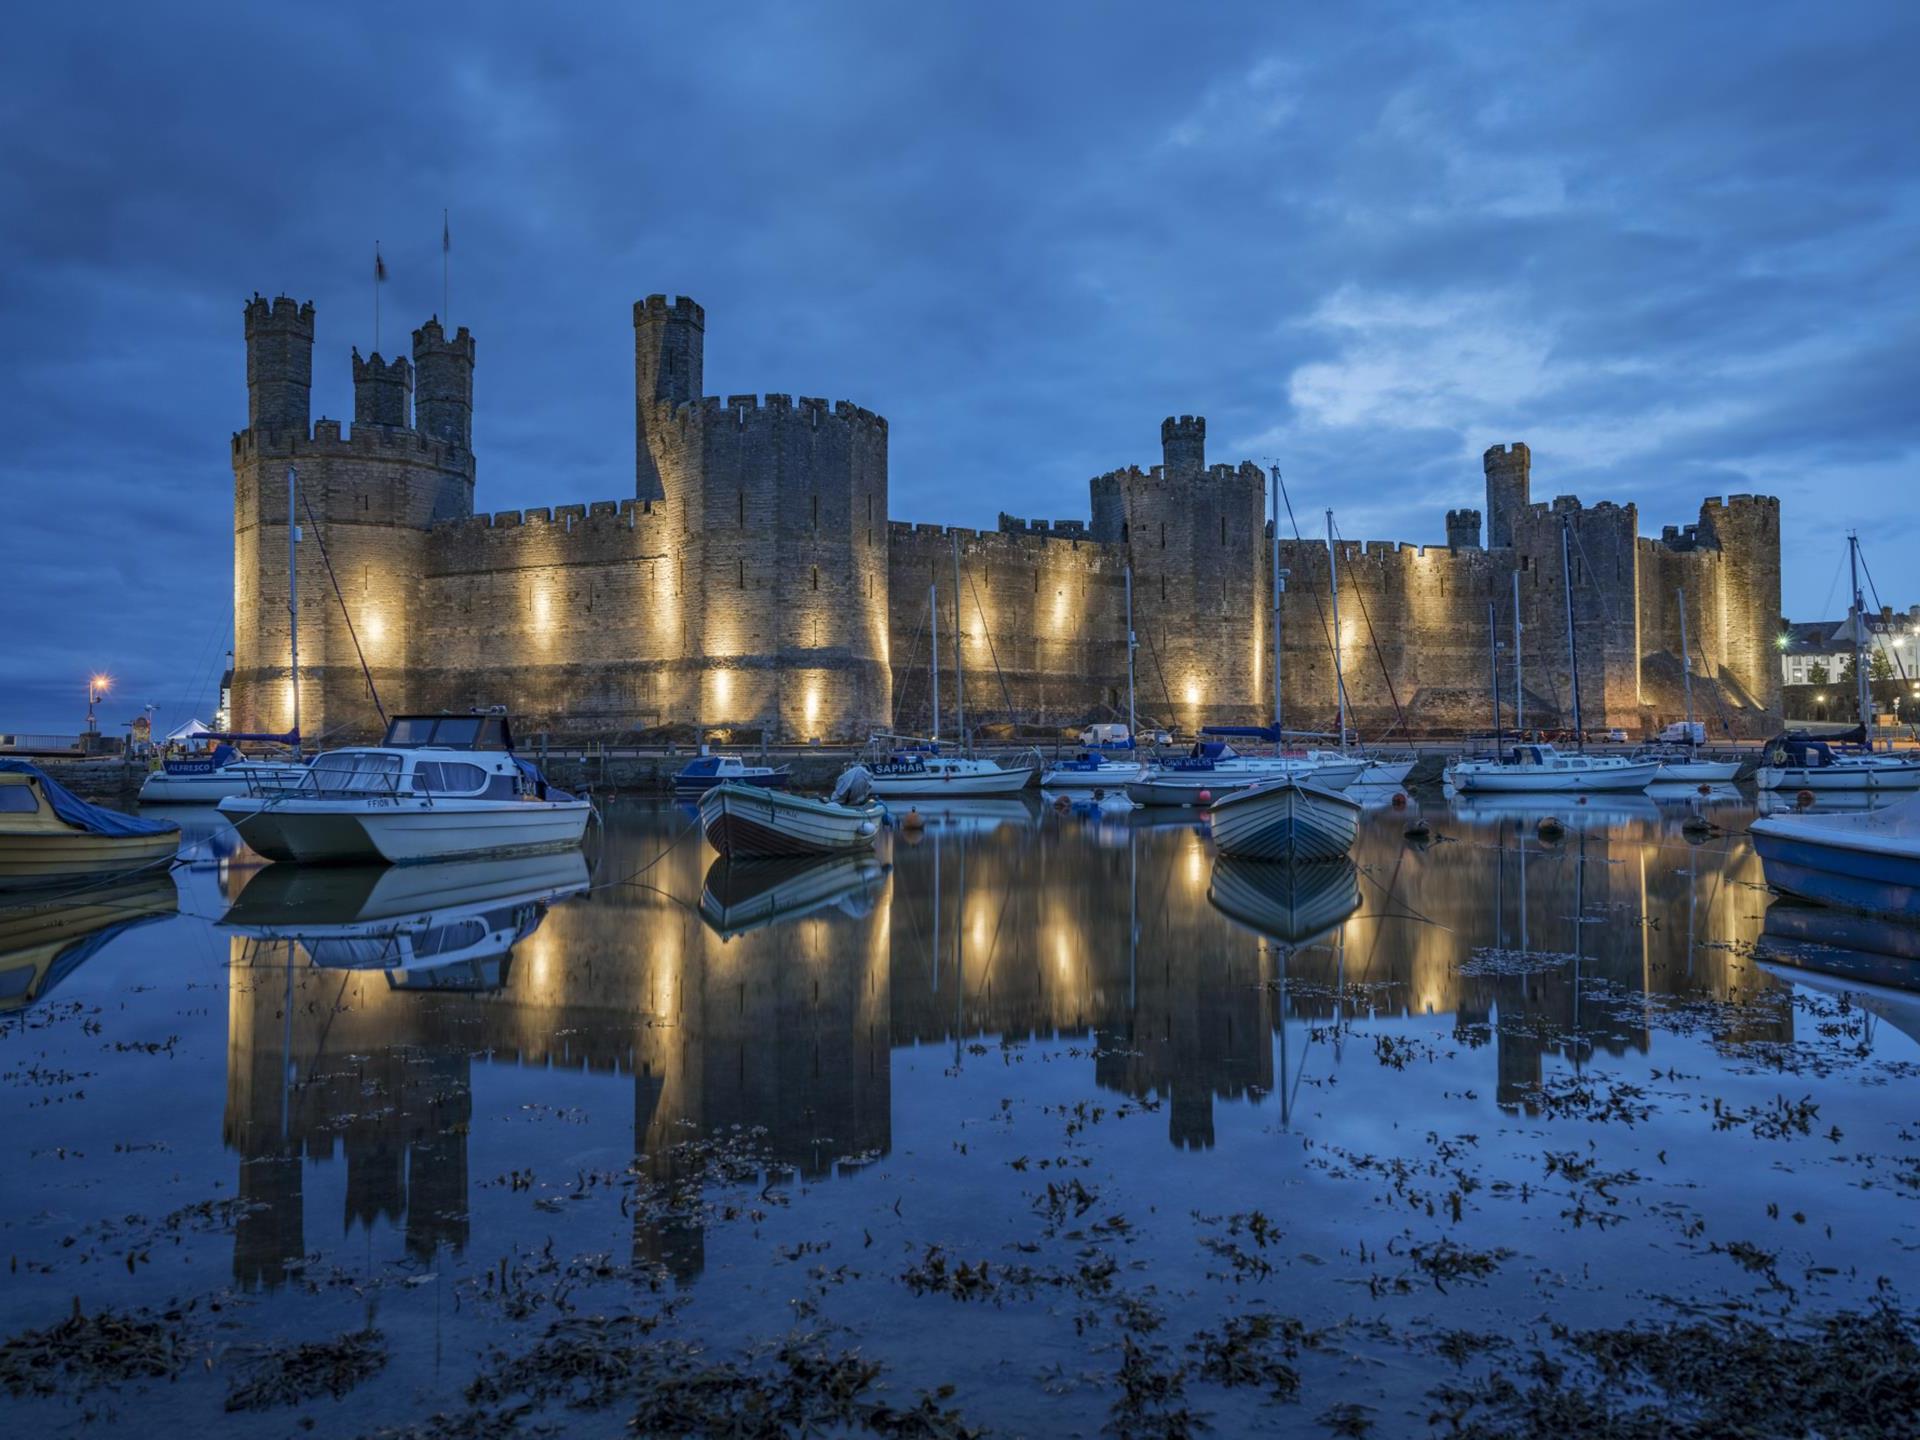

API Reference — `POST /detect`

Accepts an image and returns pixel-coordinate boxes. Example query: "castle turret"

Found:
[244,295,314,435]
[1484,442,1530,547]
[352,350,413,429]
[1446,508,1483,550]
[634,294,705,501]
[412,318,474,451]
[1161,415,1206,479]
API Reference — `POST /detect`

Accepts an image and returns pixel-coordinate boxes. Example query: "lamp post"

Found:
[86,674,110,738]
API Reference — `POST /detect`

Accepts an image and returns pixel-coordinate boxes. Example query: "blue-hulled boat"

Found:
[1750,791,1920,922]
[1207,772,1362,862]
[671,754,792,794]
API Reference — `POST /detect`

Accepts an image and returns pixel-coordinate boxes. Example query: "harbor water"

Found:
[2,790,1917,1435]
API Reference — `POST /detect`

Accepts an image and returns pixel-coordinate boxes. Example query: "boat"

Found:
[670,753,791,794]
[1654,755,1745,784]
[1039,748,1146,790]
[0,760,180,890]
[1207,855,1362,947]
[699,780,884,857]
[1749,789,1920,922]
[137,741,308,804]
[1207,773,1361,862]
[216,710,592,866]
[863,746,1036,797]
[1754,731,1920,792]
[221,850,588,986]
[0,873,178,1015]
[1128,739,1364,807]
[698,853,886,938]
[1309,749,1414,786]
[1446,742,1661,793]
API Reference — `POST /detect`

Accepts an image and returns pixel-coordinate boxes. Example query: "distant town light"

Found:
[1775,634,1790,649]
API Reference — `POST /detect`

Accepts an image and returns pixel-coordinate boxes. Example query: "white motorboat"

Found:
[1750,790,1920,921]
[1754,733,1920,792]
[216,711,592,866]
[137,743,307,805]
[1446,743,1660,794]
[863,749,1035,797]
[699,781,884,857]
[1208,774,1361,862]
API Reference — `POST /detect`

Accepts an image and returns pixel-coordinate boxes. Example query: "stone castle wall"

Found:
[229,290,1784,744]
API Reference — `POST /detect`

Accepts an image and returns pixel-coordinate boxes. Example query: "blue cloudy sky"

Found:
[3,2,1916,732]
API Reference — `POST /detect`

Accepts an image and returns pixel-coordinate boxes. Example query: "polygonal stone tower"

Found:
[1484,442,1530,548]
[633,295,705,503]
[1446,508,1482,549]
[412,317,475,452]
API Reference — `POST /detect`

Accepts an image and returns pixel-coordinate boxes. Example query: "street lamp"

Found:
[86,673,111,737]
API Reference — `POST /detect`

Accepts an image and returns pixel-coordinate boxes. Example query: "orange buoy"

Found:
[1390,791,1408,809]
[1795,789,1816,809]
[1196,789,1213,806]
[901,808,925,832]
[1697,783,1711,795]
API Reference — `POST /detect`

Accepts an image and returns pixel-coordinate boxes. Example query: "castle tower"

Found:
[232,300,476,741]
[412,318,474,451]
[634,295,705,501]
[352,350,413,429]
[1484,442,1530,547]
[244,294,314,434]
[1446,508,1483,549]
[1161,415,1206,479]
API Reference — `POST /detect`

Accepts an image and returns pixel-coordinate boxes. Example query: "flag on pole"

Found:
[442,211,449,253]
[375,245,387,282]
[441,211,450,322]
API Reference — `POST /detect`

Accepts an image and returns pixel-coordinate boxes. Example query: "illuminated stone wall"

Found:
[230,291,1783,743]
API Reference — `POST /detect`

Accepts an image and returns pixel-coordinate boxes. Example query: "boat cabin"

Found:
[382,711,515,752]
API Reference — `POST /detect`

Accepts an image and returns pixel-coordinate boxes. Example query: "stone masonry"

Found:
[230,292,1784,744]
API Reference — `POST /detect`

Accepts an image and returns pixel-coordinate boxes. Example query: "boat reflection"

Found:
[1448,791,1660,827]
[0,874,178,1015]
[1207,857,1361,948]
[1758,901,1920,1048]
[222,851,590,988]
[700,854,887,939]
[889,795,1040,834]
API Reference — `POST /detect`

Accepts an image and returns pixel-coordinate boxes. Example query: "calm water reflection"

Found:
[2,789,1915,1433]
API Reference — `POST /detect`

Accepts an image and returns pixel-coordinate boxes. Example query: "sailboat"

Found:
[863,545,1035,797]
[1757,534,1920,793]
[1041,566,1146,791]
[1447,517,1659,794]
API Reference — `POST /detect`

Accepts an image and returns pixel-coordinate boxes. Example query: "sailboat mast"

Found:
[952,536,965,753]
[1561,515,1583,750]
[929,581,939,744]
[1487,600,1502,746]
[287,466,301,758]
[1124,565,1138,741]
[1270,466,1284,751]
[1512,569,1523,736]
[1850,532,1871,740]
[1677,586,1694,733]
[1326,510,1347,752]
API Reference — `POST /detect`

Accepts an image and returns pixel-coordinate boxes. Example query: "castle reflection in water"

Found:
[218,799,1775,1290]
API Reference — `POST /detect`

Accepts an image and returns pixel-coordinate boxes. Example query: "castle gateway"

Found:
[231,294,1782,743]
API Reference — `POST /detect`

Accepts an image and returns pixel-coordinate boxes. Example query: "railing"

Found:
[244,768,410,802]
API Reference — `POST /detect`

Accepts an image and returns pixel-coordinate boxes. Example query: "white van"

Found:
[1659,721,1706,746]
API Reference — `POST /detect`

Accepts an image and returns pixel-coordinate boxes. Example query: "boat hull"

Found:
[0,829,179,890]
[1657,760,1743,783]
[1755,763,1920,792]
[1447,760,1660,793]
[137,763,304,805]
[671,771,790,794]
[698,783,882,858]
[1752,829,1920,922]
[1127,773,1261,807]
[866,766,1034,797]
[218,796,591,865]
[1039,763,1146,790]
[1356,760,1414,786]
[1208,778,1361,862]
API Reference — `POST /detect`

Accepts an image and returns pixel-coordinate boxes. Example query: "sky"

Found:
[2,2,1917,734]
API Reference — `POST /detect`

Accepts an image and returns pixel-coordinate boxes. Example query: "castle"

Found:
[231,292,1783,743]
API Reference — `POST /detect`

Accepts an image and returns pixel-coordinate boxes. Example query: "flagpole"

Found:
[442,210,449,322]
[373,241,382,353]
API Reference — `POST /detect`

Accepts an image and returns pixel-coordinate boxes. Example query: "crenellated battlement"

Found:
[1482,441,1530,471]
[244,293,314,336]
[232,417,472,472]
[997,514,1091,539]
[430,497,662,536]
[662,392,889,434]
[633,294,705,328]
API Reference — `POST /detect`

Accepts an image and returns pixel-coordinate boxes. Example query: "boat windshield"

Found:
[306,752,403,794]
